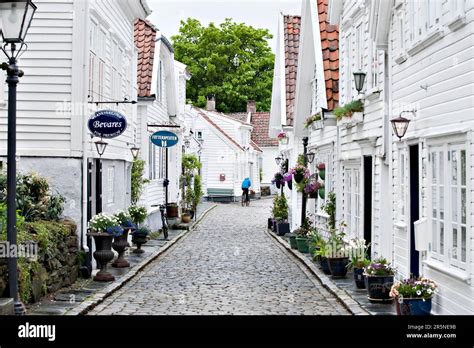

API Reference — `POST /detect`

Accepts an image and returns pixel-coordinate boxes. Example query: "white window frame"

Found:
[107,166,115,205]
[344,164,361,238]
[310,65,318,115]
[428,137,470,272]
[399,149,408,222]
[355,22,364,71]
[157,60,163,103]
[149,139,156,180]
[344,33,352,103]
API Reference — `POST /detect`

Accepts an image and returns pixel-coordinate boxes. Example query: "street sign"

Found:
[150,130,179,148]
[88,110,127,139]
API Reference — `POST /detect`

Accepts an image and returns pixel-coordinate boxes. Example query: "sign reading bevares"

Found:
[88,110,127,139]
[151,131,179,148]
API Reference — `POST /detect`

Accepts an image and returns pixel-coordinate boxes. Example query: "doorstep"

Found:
[27,203,217,316]
[267,230,397,316]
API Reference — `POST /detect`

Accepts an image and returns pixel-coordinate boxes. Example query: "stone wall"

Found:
[0,220,80,303]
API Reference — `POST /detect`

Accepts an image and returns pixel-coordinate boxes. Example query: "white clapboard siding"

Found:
[389,0,474,314]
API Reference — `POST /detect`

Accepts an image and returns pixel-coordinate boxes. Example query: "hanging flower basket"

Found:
[277,132,289,145]
[304,181,321,199]
[294,173,304,183]
[309,191,318,199]
[318,187,325,199]
[290,165,310,184]
[287,180,292,190]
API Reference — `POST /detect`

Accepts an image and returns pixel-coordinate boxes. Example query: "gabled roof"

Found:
[134,19,157,98]
[318,0,339,110]
[228,112,249,123]
[250,112,278,147]
[283,15,301,126]
[194,108,244,151]
[250,140,263,153]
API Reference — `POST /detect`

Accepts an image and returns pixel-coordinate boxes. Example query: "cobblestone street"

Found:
[88,199,350,315]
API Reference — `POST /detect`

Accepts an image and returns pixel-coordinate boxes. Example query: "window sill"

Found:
[394,53,407,65]
[447,14,467,32]
[407,28,444,57]
[364,87,382,102]
[394,221,407,230]
[423,259,471,284]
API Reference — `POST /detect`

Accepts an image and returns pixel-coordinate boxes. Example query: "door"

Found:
[409,144,420,277]
[363,156,373,258]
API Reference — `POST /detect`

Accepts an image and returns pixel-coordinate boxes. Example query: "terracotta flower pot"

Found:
[182,213,192,223]
[166,204,179,218]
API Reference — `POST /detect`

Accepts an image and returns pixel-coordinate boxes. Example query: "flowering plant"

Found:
[364,257,395,276]
[303,181,322,194]
[390,277,437,299]
[277,132,287,139]
[128,205,148,225]
[114,210,135,228]
[133,225,151,237]
[317,163,325,170]
[347,238,370,269]
[304,113,322,128]
[290,164,310,178]
[89,213,123,236]
[283,172,292,182]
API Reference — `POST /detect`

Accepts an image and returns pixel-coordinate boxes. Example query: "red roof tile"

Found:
[318,0,339,110]
[134,19,157,98]
[250,112,278,147]
[283,15,301,126]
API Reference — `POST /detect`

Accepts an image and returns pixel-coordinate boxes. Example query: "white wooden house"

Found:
[326,0,474,314]
[269,13,303,230]
[0,0,150,254]
[184,105,262,201]
[134,19,187,230]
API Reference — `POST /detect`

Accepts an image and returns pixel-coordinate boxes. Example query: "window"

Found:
[89,20,106,101]
[429,142,469,271]
[310,65,318,115]
[149,140,156,180]
[107,166,115,204]
[369,41,379,89]
[399,150,408,221]
[158,148,166,179]
[344,167,361,237]
[355,23,363,71]
[344,33,352,102]
[157,60,163,103]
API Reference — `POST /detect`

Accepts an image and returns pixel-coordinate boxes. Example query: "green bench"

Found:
[206,188,235,202]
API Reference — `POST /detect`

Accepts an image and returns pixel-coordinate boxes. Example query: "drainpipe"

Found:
[81,0,91,266]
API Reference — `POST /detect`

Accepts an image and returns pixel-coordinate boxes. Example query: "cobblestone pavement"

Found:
[88,199,350,315]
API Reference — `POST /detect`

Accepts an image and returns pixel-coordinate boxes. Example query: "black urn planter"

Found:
[112,228,131,268]
[353,268,366,289]
[89,233,115,282]
[132,233,148,254]
[320,257,331,274]
[327,257,349,278]
[276,222,290,236]
[365,275,394,302]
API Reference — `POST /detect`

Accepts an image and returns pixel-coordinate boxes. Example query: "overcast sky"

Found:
[147,0,302,52]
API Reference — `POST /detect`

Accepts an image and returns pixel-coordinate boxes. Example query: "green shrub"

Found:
[131,159,149,204]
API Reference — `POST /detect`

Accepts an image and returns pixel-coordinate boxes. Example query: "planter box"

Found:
[323,116,337,127]
[337,112,364,128]
[365,275,394,302]
[310,120,323,131]
[328,257,349,278]
[288,235,298,249]
[295,237,309,253]
[396,297,432,316]
[276,222,290,236]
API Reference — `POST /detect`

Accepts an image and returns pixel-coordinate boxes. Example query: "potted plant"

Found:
[166,203,179,218]
[347,238,371,289]
[274,195,290,236]
[290,164,310,184]
[317,163,326,180]
[88,213,124,282]
[111,210,135,268]
[318,182,325,199]
[326,225,350,278]
[304,113,322,130]
[273,172,284,189]
[294,218,312,253]
[364,258,395,302]
[313,239,331,274]
[308,228,323,257]
[334,100,364,126]
[128,205,148,226]
[132,226,150,254]
[288,232,298,250]
[390,277,437,315]
[304,181,322,199]
[181,211,192,223]
[277,132,288,145]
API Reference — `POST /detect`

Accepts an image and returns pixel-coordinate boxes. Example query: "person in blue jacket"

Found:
[241,177,252,204]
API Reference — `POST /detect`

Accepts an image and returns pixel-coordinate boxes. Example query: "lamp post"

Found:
[0,0,36,315]
[0,0,37,315]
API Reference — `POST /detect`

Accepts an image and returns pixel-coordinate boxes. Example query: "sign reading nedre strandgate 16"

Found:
[151,131,179,148]
[88,110,127,139]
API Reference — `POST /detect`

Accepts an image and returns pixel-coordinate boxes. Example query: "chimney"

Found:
[247,100,256,114]
[206,95,216,111]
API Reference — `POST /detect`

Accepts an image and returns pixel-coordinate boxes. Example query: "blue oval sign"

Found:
[88,110,127,139]
[151,131,179,148]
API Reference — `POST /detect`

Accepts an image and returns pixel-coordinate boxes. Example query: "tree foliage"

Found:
[172,18,275,113]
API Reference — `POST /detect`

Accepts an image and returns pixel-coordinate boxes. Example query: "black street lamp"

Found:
[306,152,315,164]
[275,156,282,165]
[130,146,140,160]
[94,139,108,157]
[353,71,366,94]
[0,0,37,315]
[391,111,413,140]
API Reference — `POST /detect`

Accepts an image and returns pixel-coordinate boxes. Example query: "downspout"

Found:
[81,0,91,257]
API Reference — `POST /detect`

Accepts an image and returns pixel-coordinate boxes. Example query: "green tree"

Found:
[172,18,274,113]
